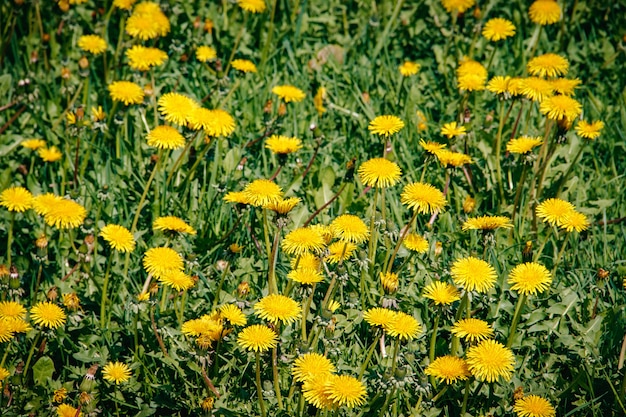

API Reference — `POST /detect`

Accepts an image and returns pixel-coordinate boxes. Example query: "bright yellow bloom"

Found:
[329,214,369,244]
[0,186,34,212]
[196,46,217,62]
[368,115,405,137]
[550,77,581,95]
[559,211,589,233]
[403,233,429,253]
[220,304,247,326]
[325,241,357,264]
[153,216,196,235]
[528,53,569,78]
[264,196,300,213]
[536,198,575,227]
[108,81,144,105]
[146,126,186,149]
[508,262,552,296]
[238,0,266,13]
[324,374,367,408]
[243,179,282,206]
[38,146,63,162]
[231,59,257,73]
[529,0,561,25]
[380,271,399,293]
[521,77,554,102]
[126,2,170,40]
[237,325,278,352]
[513,394,556,417]
[42,198,87,229]
[423,281,460,305]
[440,121,466,138]
[78,35,107,55]
[451,257,497,293]
[441,0,475,14]
[399,61,420,76]
[265,135,303,154]
[506,136,543,154]
[434,149,472,167]
[99,224,136,252]
[386,311,422,340]
[272,85,306,103]
[126,45,167,71]
[254,294,300,325]
[456,59,487,91]
[288,268,324,285]
[575,120,604,140]
[21,139,46,150]
[30,302,66,329]
[482,18,515,41]
[466,339,515,382]
[158,92,199,126]
[462,215,513,231]
[293,353,336,383]
[158,270,195,291]
[451,318,494,342]
[188,108,236,137]
[102,361,132,384]
[357,158,402,188]
[363,307,395,329]
[425,356,470,384]
[143,247,184,278]
[400,182,446,214]
[487,76,511,95]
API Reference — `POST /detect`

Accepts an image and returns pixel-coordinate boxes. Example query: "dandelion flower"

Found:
[466,339,515,382]
[272,85,306,103]
[330,214,369,244]
[288,268,324,285]
[21,139,46,150]
[188,108,236,137]
[507,77,526,96]
[440,121,466,138]
[487,76,511,95]
[324,374,367,408]
[529,0,561,25]
[508,262,552,296]
[303,373,335,409]
[0,367,10,381]
[237,324,278,352]
[325,241,357,264]
[550,77,581,95]
[232,59,257,73]
[575,120,604,140]
[482,18,516,42]
[0,186,34,212]
[559,211,589,233]
[265,135,303,155]
[102,361,132,384]
[32,193,60,216]
[78,35,107,55]
[0,301,27,319]
[158,92,199,126]
[57,404,81,417]
[358,158,402,188]
[158,270,195,291]
[182,313,222,339]
[223,191,250,205]
[291,253,320,270]
[264,196,300,214]
[536,198,575,226]
[108,81,144,105]
[507,136,543,154]
[38,146,63,162]
[420,140,447,155]
[403,233,429,253]
[143,247,184,278]
[425,356,470,384]
[386,311,422,340]
[456,59,488,92]
[528,53,569,78]
[513,394,556,417]
[43,198,87,229]
[434,149,472,167]
[30,302,66,329]
[282,227,326,256]
[6,317,31,333]
[441,0,475,14]
[238,0,266,13]
[126,45,167,71]
[368,115,404,137]
[99,224,136,253]
[399,61,420,76]
[153,216,196,235]
[451,257,497,293]
[380,271,399,293]
[126,2,170,40]
[451,318,494,342]
[363,307,395,329]
[114,0,136,10]
[462,215,513,231]
[220,304,247,326]
[400,182,446,215]
[254,294,300,325]
[293,353,336,383]
[0,320,14,343]
[196,46,217,62]
[314,87,327,115]
[243,179,282,206]
[423,281,460,305]
[521,77,554,102]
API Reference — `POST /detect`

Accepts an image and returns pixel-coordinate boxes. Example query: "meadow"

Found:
[0,0,625,416]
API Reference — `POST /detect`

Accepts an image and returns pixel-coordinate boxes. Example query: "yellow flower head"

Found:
[102,361,132,384]
[0,186,34,213]
[108,81,144,105]
[559,211,589,233]
[293,353,336,383]
[330,214,369,244]
[282,227,326,256]
[440,121,466,138]
[126,2,170,40]
[146,126,186,150]
[288,268,324,285]
[43,198,87,229]
[219,304,247,326]
[482,18,516,42]
[380,271,399,293]
[99,224,136,253]
[38,146,63,162]
[254,294,300,325]
[441,0,475,14]
[237,324,278,352]
[21,139,47,150]
[420,140,447,155]
[368,115,405,137]
[57,403,82,417]
[153,216,196,235]
[536,198,575,227]
[528,53,569,78]
[456,59,487,92]
[272,85,306,103]
[265,135,303,155]
[143,247,184,278]
[238,0,266,13]
[423,281,460,305]
[325,241,357,264]
[358,158,402,188]
[223,191,250,205]
[529,0,561,25]
[158,92,199,126]
[30,302,66,329]
[451,318,494,343]
[232,59,257,73]
[506,136,543,154]
[126,45,167,71]
[575,120,604,140]
[0,301,27,320]
[264,197,300,214]
[400,182,446,215]
[466,339,515,382]
[363,307,395,329]
[462,215,513,231]
[513,394,556,417]
[386,311,422,340]
[188,108,236,137]
[425,356,470,384]
[196,46,217,63]
[434,149,472,167]
[521,77,554,102]
[158,270,195,291]
[78,35,107,55]
[487,76,511,96]
[243,179,283,207]
[302,373,335,409]
[403,233,429,253]
[399,61,420,76]
[508,262,552,296]
[550,77,581,95]
[324,374,367,408]
[451,256,497,293]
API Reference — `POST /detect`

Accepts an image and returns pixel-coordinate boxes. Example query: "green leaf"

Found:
[32,356,55,386]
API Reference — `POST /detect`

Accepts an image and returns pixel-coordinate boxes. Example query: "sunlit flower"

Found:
[0,367,9,382]
[158,92,199,126]
[21,139,46,150]
[30,302,66,329]
[425,356,470,384]
[423,281,460,305]
[363,307,395,329]
[291,253,320,270]
[264,197,300,214]
[325,241,357,264]
[528,53,569,78]
[78,35,107,55]
[243,179,282,207]
[108,80,144,105]
[102,361,132,384]
[223,191,250,205]
[282,227,326,256]
[158,270,195,291]
[0,320,14,343]
[237,324,278,352]
[38,146,63,162]
[434,149,472,167]
[403,233,429,253]
[550,78,581,95]
[293,353,336,383]
[420,140,446,155]
[220,304,247,326]
[462,215,513,231]
[126,2,170,40]
[57,404,82,417]
[254,294,300,325]
[451,318,494,342]
[0,301,27,320]
[575,120,604,140]
[400,182,446,214]
[43,198,87,229]
[0,186,34,212]
[188,108,236,137]
[143,247,184,278]
[536,198,575,226]
[272,85,306,103]
[196,46,217,62]
[466,339,515,382]
[482,18,515,41]
[386,311,422,340]
[508,262,552,296]
[529,0,561,25]
[513,394,556,417]
[330,214,369,244]
[441,0,475,14]
[153,216,196,235]
[380,271,399,293]
[368,115,405,137]
[232,59,257,73]
[506,136,543,154]
[265,135,303,155]
[487,75,511,95]
[238,0,266,13]
[399,61,420,76]
[126,45,167,71]
[324,374,367,408]
[521,77,554,102]
[146,125,185,150]
[358,158,402,188]
[114,0,136,10]
[559,211,589,233]
[456,59,487,91]
[440,121,466,138]
[451,257,497,293]
[314,87,327,115]
[99,224,136,252]
[302,373,335,409]
[288,268,324,285]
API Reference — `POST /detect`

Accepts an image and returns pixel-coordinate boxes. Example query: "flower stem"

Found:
[386,210,418,273]
[358,335,380,380]
[389,337,401,377]
[100,251,114,329]
[272,345,283,409]
[494,101,507,206]
[429,314,440,363]
[506,293,527,348]
[212,262,230,310]
[224,13,247,77]
[260,0,277,71]
[6,212,14,267]
[301,285,315,342]
[23,331,42,380]
[552,233,569,275]
[262,209,278,294]
[460,379,471,416]
[255,352,267,417]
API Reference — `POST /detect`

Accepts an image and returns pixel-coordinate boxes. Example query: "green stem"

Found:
[100,251,114,329]
[272,345,283,409]
[260,0,277,71]
[511,163,529,230]
[451,293,469,355]
[386,210,418,273]
[160,286,169,312]
[255,352,267,417]
[534,226,554,262]
[165,132,199,187]
[429,314,440,363]
[0,339,12,368]
[321,277,337,310]
[301,284,315,342]
[224,13,247,77]
[431,386,448,402]
[6,212,14,267]
[390,337,401,377]
[23,331,42,380]
[358,335,380,380]
[460,379,471,416]
[552,233,569,275]
[555,144,585,197]
[494,101,507,206]
[506,293,527,348]
[212,263,230,310]
[263,209,278,294]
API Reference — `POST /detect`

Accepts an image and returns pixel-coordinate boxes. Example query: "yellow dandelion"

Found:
[358,158,402,188]
[529,0,561,25]
[550,77,581,95]
[158,270,195,291]
[403,233,429,253]
[487,75,511,95]
[325,241,357,264]
[0,367,9,382]
[220,304,247,326]
[282,227,326,256]
[482,18,516,42]
[456,59,488,91]
[466,339,515,382]
[303,373,335,409]
[243,179,282,207]
[363,307,395,329]
[399,61,420,76]
[30,302,66,329]
[99,224,136,253]
[368,115,405,137]
[423,281,460,305]
[314,86,327,115]
[265,135,303,155]
[153,216,196,235]
[158,92,199,126]
[380,271,399,293]
[513,394,556,417]
[223,191,251,205]
[126,2,170,40]
[143,247,184,278]
[196,46,217,63]
[575,120,604,140]
[536,198,575,226]
[126,45,167,71]
[425,356,470,384]
[506,136,543,154]
[188,108,236,137]
[293,353,336,383]
[238,0,266,13]
[114,0,136,10]
[0,186,34,212]
[508,262,552,296]
[78,34,107,55]
[434,149,472,167]
[254,294,300,325]
[0,320,14,343]
[38,146,63,162]
[440,121,466,138]
[0,301,27,319]
[108,80,144,105]
[400,182,446,215]
[462,215,513,231]
[32,193,60,216]
[441,0,475,14]
[231,59,257,73]
[329,214,369,244]
[272,85,306,103]
[528,53,569,78]
[6,317,32,334]
[419,140,447,155]
[43,198,87,229]
[102,361,132,384]
[21,139,46,150]
[507,77,526,96]
[324,374,367,408]
[521,77,554,102]
[451,318,494,343]
[451,257,497,293]
[386,311,422,340]
[57,403,82,417]
[291,252,320,270]
[264,196,300,214]
[237,324,278,352]
[559,211,589,233]
[147,126,186,150]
